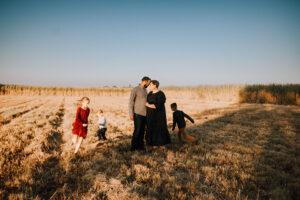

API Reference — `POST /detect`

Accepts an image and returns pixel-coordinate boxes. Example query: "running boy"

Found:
[171,103,196,143]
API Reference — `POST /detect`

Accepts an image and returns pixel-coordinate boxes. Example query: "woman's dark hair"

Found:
[150,80,160,88]
[171,103,177,109]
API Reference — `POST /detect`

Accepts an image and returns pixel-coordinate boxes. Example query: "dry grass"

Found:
[0,84,131,96]
[239,84,300,105]
[2,83,300,106]
[163,85,243,103]
[0,94,299,199]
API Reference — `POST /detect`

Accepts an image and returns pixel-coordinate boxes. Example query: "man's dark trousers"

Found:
[131,113,146,150]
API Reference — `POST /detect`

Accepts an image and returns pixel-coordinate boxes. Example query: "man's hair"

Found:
[141,76,151,82]
[171,103,177,109]
[150,80,159,88]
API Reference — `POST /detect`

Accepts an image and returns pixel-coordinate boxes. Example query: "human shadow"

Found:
[23,103,74,199]
[250,107,300,199]
[21,104,300,199]
[128,105,300,199]
[188,105,298,199]
[41,105,65,153]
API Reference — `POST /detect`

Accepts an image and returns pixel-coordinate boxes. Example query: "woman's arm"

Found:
[146,102,156,109]
[146,92,166,110]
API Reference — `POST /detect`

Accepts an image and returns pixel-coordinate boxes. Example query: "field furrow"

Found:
[0,97,64,199]
[0,96,299,200]
[0,96,35,107]
[0,98,36,114]
[0,98,50,125]
[26,99,66,199]
[0,98,42,115]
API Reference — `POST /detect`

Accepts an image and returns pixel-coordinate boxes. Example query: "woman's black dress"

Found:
[146,91,171,146]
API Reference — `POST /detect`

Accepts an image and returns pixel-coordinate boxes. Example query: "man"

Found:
[129,76,151,151]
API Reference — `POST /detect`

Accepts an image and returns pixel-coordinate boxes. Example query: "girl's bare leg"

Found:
[74,137,83,154]
[72,135,78,144]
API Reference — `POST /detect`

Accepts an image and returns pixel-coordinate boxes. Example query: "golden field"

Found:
[0,85,299,199]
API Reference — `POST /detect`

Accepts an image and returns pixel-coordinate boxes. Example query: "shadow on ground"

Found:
[15,104,300,199]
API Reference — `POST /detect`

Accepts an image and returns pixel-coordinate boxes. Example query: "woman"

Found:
[145,80,171,150]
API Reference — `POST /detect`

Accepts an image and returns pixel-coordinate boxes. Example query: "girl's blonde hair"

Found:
[76,97,90,107]
[80,96,90,103]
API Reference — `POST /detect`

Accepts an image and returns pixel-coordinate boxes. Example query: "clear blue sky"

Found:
[0,0,299,87]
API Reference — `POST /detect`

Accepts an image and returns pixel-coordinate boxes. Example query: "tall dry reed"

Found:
[2,84,300,105]
[239,84,300,105]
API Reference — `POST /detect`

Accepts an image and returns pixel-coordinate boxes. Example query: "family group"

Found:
[71,76,196,153]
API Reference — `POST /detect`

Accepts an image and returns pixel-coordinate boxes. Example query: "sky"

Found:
[0,0,299,87]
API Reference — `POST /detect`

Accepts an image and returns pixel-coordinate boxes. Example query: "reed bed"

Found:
[163,85,243,102]
[239,84,300,105]
[0,84,242,102]
[0,84,131,96]
[1,84,300,105]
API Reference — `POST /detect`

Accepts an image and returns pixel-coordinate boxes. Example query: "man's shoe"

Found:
[130,147,135,152]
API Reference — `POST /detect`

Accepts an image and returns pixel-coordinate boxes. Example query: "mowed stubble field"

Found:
[0,94,299,200]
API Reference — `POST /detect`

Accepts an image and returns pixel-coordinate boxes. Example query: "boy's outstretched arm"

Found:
[183,112,194,123]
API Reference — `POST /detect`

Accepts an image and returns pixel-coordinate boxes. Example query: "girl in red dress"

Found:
[72,97,90,154]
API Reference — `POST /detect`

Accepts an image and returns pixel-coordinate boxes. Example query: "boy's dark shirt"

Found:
[172,110,194,130]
